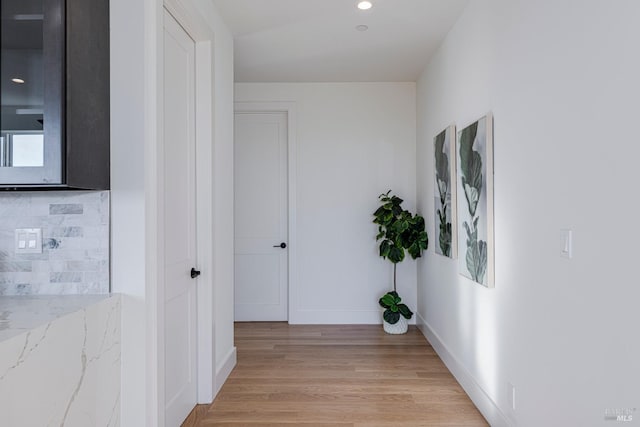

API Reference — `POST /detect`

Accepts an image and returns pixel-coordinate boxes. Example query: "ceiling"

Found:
[212,0,469,82]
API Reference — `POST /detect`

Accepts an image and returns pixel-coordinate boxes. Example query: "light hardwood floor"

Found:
[183,322,488,426]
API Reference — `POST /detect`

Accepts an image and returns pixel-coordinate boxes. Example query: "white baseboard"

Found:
[416,313,511,427]
[214,346,237,397]
[289,309,416,325]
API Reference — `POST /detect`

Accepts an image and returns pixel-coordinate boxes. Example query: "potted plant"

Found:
[373,190,428,334]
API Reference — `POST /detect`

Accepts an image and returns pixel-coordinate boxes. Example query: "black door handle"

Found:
[273,242,287,249]
[190,268,201,279]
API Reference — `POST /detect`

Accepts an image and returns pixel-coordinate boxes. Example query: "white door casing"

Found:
[234,112,289,321]
[162,10,198,425]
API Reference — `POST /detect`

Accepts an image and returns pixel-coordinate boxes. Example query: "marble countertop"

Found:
[0,294,113,342]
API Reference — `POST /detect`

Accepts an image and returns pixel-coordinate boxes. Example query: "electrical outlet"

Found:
[560,229,573,259]
[15,228,42,254]
[508,382,516,411]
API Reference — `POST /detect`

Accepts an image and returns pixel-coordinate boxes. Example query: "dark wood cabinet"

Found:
[0,0,109,190]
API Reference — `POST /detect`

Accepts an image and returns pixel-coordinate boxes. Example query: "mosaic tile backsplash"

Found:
[0,191,109,295]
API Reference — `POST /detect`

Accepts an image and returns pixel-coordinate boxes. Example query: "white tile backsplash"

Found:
[0,191,109,295]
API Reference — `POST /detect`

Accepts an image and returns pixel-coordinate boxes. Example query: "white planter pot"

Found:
[383,315,408,334]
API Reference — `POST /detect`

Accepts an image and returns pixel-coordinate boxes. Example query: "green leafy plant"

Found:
[373,190,428,324]
[459,122,487,283]
[434,131,452,256]
[379,291,413,324]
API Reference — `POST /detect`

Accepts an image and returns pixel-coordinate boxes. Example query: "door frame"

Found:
[234,102,298,323]
[155,2,216,425]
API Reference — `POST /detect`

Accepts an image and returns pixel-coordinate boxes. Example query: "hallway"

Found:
[185,323,488,426]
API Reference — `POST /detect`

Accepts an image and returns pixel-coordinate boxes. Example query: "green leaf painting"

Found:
[463,218,487,284]
[459,121,483,217]
[434,127,454,258]
[457,115,493,287]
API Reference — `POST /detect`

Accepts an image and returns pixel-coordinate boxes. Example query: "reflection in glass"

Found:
[1,133,44,166]
[1,0,45,168]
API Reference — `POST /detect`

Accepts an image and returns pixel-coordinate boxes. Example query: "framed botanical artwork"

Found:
[457,113,494,287]
[434,125,456,258]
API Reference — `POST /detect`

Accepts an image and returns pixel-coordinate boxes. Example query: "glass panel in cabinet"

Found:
[0,0,63,185]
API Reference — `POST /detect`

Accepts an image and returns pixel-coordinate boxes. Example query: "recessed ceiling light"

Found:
[357,1,373,11]
[11,78,25,84]
[355,25,369,32]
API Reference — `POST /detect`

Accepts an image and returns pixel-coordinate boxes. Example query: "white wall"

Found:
[186,0,237,405]
[235,83,418,324]
[110,0,235,425]
[110,0,147,424]
[191,0,237,395]
[416,1,640,426]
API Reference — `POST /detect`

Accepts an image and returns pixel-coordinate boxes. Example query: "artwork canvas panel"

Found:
[456,113,494,287]
[434,125,456,258]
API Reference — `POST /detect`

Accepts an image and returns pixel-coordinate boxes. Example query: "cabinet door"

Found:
[0,0,63,186]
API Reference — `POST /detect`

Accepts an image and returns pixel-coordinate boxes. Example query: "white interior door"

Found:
[234,112,288,321]
[162,10,197,426]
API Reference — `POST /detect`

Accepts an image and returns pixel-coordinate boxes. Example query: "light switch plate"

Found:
[15,228,42,254]
[560,229,572,259]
